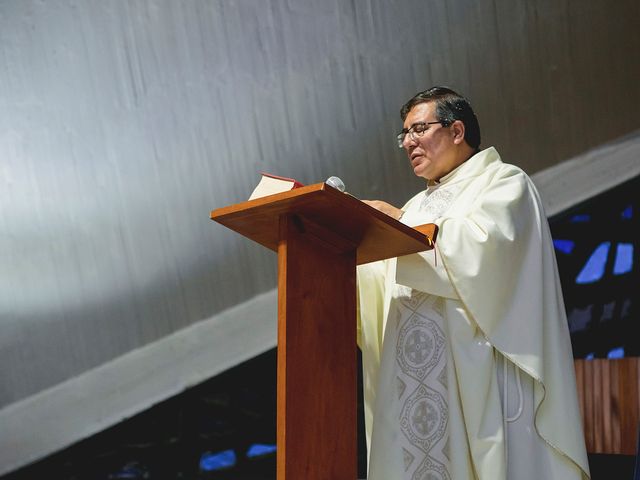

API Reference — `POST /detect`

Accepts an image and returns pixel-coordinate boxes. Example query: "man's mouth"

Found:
[410,152,423,163]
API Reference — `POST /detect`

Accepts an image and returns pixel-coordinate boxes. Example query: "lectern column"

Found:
[276,214,357,480]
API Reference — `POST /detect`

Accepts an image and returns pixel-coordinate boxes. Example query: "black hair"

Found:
[400,86,481,150]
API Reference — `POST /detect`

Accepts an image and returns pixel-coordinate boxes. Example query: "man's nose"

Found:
[402,133,418,149]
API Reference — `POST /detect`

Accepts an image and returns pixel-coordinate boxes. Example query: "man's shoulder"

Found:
[482,150,529,183]
[482,156,544,209]
[468,152,535,203]
[495,161,528,180]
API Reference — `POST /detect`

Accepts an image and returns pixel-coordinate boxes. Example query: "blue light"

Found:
[576,242,611,284]
[553,239,575,254]
[570,214,591,223]
[585,353,595,360]
[110,462,148,479]
[613,243,633,275]
[200,450,237,471]
[621,205,632,220]
[247,443,277,458]
[607,347,625,359]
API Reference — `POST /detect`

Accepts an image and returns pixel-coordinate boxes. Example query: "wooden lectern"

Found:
[210,183,436,480]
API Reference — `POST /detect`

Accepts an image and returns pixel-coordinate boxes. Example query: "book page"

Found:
[248,175,295,200]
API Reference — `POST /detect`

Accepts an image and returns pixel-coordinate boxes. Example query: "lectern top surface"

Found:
[210,182,435,265]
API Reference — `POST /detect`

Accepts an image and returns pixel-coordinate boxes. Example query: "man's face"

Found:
[401,102,457,182]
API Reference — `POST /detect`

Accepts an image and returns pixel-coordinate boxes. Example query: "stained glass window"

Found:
[550,176,638,359]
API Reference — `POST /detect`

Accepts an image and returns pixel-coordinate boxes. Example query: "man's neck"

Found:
[433,144,476,183]
[458,144,477,164]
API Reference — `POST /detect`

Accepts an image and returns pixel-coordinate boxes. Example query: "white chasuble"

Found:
[357,147,590,480]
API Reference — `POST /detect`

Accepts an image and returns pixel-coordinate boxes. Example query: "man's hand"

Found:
[362,200,404,221]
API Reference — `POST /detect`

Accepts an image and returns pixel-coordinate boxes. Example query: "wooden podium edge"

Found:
[210,182,438,261]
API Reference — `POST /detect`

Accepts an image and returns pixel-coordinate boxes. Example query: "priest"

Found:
[358,86,590,480]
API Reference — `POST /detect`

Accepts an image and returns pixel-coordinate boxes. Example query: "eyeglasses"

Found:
[396,121,443,148]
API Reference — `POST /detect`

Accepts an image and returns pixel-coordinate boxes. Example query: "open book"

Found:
[248,173,304,200]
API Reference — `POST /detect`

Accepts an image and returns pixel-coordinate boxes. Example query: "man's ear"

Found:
[452,120,466,145]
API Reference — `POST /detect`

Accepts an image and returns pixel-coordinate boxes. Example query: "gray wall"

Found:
[1,0,639,429]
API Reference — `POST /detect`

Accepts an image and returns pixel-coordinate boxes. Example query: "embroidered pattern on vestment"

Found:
[392,290,450,480]
[390,184,459,480]
[419,187,455,220]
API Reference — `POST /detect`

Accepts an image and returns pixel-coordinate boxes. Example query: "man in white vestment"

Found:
[358,87,590,480]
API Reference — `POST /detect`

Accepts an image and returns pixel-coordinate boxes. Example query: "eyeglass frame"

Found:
[396,121,447,148]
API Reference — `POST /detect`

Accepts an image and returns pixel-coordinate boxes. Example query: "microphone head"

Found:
[325,176,345,192]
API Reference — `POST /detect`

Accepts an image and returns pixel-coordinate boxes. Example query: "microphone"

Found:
[325,176,346,192]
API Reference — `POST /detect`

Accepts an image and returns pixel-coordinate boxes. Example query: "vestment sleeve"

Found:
[356,260,386,354]
[394,210,457,299]
[436,167,590,476]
